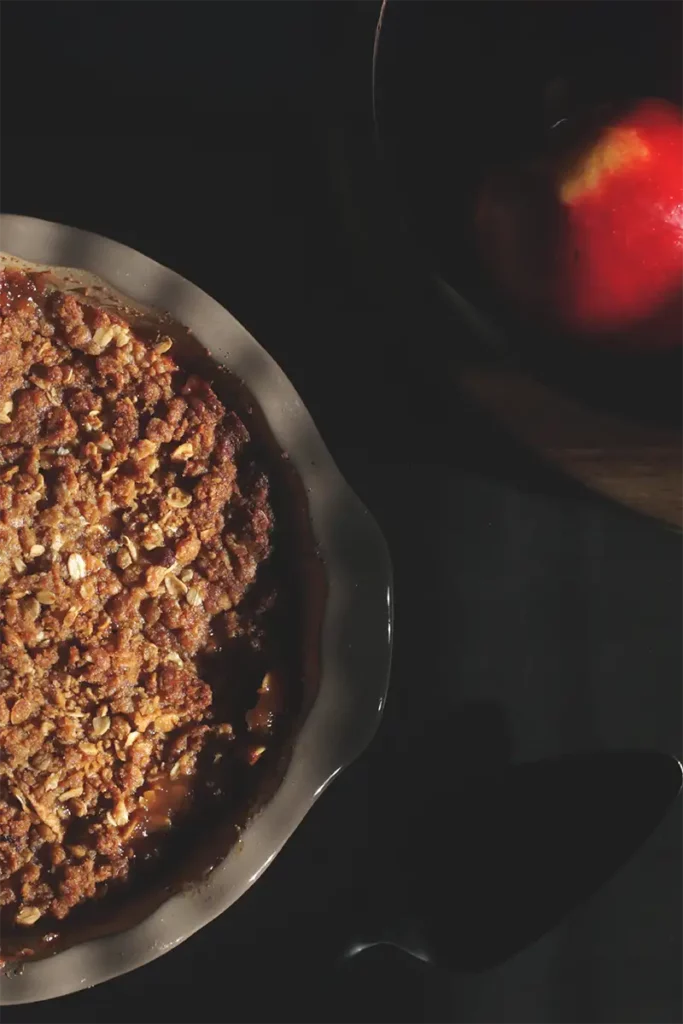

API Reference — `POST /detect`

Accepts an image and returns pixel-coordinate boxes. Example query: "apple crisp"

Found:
[0,269,281,945]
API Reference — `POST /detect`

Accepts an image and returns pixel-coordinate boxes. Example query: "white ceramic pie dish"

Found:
[0,214,393,1004]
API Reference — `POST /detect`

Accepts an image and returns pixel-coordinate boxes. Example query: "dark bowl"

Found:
[372,0,682,428]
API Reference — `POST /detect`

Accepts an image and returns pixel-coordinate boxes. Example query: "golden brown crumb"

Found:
[0,270,276,937]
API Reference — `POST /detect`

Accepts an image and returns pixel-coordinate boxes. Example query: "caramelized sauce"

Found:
[130,775,194,840]
[246,671,283,734]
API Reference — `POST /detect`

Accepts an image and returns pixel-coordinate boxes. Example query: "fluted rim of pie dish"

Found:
[0,215,393,1004]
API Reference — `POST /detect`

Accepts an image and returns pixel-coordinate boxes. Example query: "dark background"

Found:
[1,3,681,1022]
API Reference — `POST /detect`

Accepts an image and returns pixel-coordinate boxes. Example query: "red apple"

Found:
[476,98,683,351]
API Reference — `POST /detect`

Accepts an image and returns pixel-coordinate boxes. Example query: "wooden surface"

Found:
[460,364,683,529]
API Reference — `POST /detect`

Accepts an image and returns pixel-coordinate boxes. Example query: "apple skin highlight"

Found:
[478,99,683,352]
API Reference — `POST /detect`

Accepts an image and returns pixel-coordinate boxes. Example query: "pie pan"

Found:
[0,214,393,1004]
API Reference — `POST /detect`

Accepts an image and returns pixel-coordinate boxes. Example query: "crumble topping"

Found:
[0,269,277,939]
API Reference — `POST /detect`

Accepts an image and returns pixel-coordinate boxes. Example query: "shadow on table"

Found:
[359,736,682,960]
